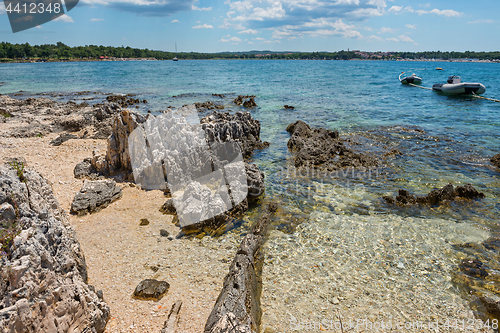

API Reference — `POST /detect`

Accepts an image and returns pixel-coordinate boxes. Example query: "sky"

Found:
[0,0,499,53]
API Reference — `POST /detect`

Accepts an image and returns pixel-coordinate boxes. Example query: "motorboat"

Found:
[432,76,486,95]
[399,72,423,85]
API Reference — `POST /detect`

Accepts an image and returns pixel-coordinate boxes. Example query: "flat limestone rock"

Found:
[133,279,170,301]
[71,179,122,216]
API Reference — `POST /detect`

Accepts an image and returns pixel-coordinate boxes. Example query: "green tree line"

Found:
[0,42,499,61]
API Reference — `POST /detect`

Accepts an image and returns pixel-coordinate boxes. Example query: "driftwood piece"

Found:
[161,300,183,333]
[204,203,277,333]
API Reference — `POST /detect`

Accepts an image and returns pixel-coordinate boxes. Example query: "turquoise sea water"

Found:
[2,60,500,328]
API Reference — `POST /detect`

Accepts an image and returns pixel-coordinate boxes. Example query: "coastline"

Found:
[1,58,499,64]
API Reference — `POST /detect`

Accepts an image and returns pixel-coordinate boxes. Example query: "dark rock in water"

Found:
[71,179,122,216]
[491,153,500,169]
[212,94,225,98]
[133,279,170,301]
[50,132,78,146]
[383,183,485,206]
[160,229,169,237]
[201,111,269,158]
[460,259,489,278]
[243,97,257,108]
[140,218,150,226]
[454,183,486,199]
[286,120,376,171]
[160,198,176,215]
[284,105,295,110]
[204,203,277,333]
[233,95,257,107]
[194,101,224,111]
[0,164,109,332]
[246,163,265,201]
[106,95,141,108]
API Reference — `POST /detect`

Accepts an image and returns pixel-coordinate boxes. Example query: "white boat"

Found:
[399,72,422,85]
[173,42,178,61]
[432,76,486,95]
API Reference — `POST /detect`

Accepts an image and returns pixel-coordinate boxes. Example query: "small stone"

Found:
[133,279,170,301]
[140,218,150,226]
[160,229,169,237]
[397,263,405,269]
[331,297,340,305]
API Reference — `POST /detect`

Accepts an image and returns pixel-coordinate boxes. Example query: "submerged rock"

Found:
[286,120,377,171]
[70,179,123,216]
[204,203,277,333]
[133,279,170,301]
[492,153,500,169]
[383,183,485,205]
[0,164,109,332]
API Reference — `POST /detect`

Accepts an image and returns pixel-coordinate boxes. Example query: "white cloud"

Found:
[386,37,399,42]
[220,36,242,42]
[366,35,383,41]
[35,25,43,29]
[405,24,416,29]
[222,0,384,39]
[398,34,415,43]
[90,18,104,21]
[238,29,258,34]
[192,24,213,29]
[171,19,179,23]
[54,14,74,22]
[0,2,5,15]
[192,5,212,11]
[468,19,494,24]
[416,8,462,17]
[388,5,402,13]
[379,27,395,34]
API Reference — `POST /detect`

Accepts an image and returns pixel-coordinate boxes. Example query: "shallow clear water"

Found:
[1,60,500,329]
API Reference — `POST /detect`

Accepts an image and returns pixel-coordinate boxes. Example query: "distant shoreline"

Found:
[1,57,499,64]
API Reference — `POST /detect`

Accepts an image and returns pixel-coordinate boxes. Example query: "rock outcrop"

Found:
[0,95,122,139]
[492,154,500,169]
[70,179,123,216]
[286,120,378,171]
[0,164,109,332]
[383,183,485,205]
[204,203,278,333]
[201,111,270,158]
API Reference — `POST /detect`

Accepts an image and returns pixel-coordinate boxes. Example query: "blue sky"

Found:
[0,0,498,52]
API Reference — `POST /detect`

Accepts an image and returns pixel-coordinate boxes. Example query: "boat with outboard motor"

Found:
[432,76,486,95]
[399,72,423,85]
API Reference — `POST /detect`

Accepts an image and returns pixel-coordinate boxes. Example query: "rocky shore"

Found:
[0,93,271,332]
[0,163,109,332]
[1,92,499,332]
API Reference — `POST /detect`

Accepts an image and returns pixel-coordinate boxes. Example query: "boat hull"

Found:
[401,76,422,85]
[432,82,486,95]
